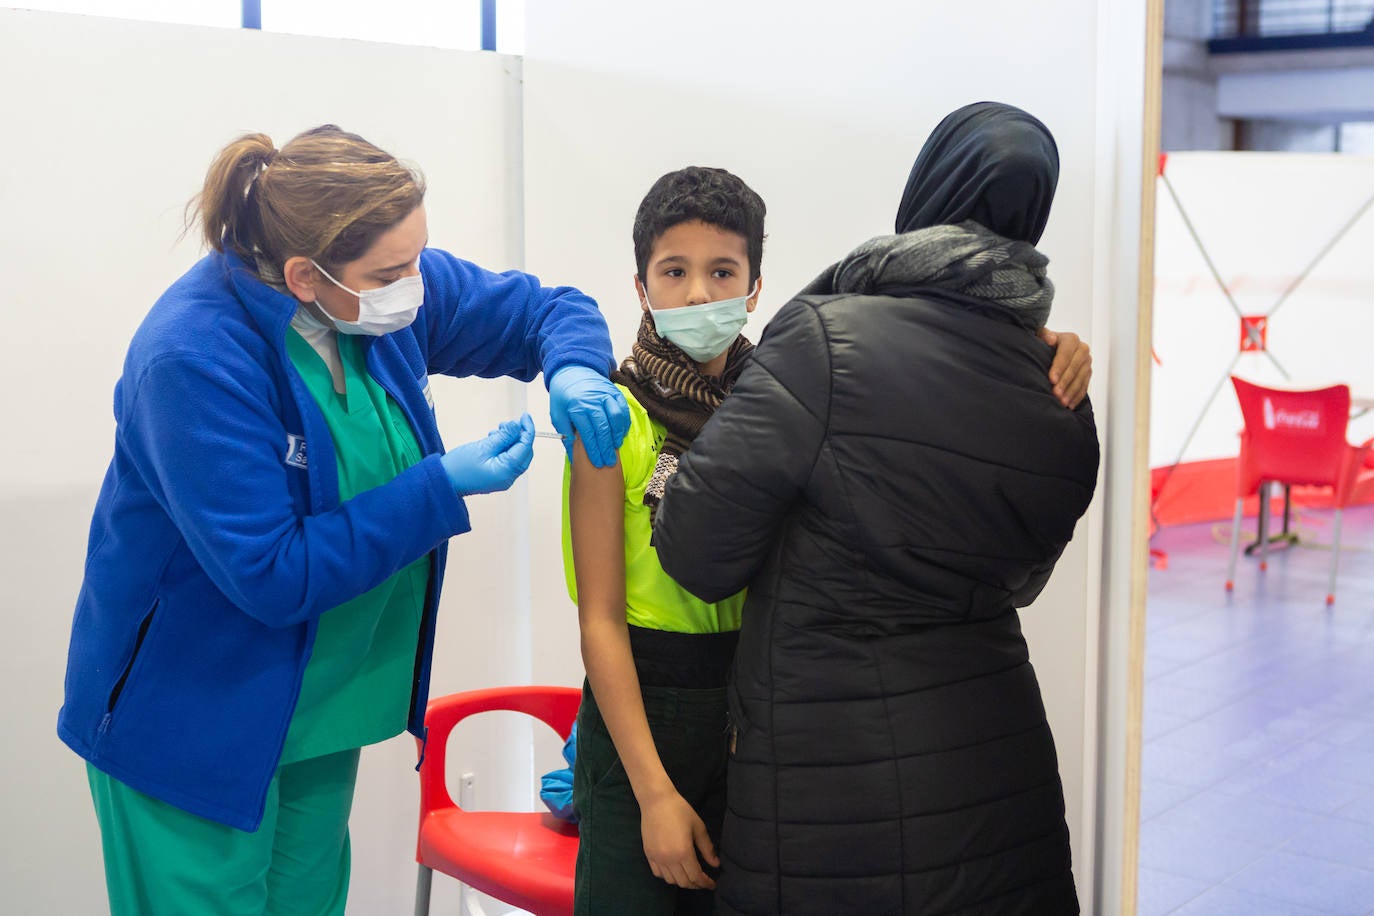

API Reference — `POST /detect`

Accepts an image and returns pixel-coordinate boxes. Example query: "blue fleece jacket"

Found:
[58,248,613,831]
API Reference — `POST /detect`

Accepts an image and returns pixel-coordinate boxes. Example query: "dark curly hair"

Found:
[633,166,766,286]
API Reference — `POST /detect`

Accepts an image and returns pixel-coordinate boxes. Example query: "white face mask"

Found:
[310,259,424,336]
[645,282,757,363]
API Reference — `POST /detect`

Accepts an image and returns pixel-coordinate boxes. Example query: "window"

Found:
[12,1,239,28]
[10,0,525,52]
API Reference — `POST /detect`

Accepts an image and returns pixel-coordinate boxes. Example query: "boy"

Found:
[564,166,759,915]
[561,166,1092,915]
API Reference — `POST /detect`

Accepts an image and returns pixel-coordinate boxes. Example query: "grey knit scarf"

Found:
[806,220,1054,328]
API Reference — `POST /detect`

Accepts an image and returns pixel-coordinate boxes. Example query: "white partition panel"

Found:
[1151,151,1374,469]
[0,10,529,914]
[520,2,1148,909]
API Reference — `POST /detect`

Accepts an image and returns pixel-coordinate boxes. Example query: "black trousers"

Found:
[572,680,730,916]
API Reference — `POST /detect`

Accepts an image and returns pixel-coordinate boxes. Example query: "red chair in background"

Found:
[415,685,582,916]
[1149,472,1168,570]
[1226,377,1373,605]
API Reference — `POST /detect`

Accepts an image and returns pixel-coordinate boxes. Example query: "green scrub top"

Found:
[561,384,745,634]
[281,329,432,764]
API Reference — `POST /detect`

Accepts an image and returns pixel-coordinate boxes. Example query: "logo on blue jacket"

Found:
[285,434,308,469]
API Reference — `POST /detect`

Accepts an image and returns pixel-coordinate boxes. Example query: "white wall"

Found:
[1219,64,1374,123]
[1163,71,1225,151]
[1245,120,1340,152]
[1162,0,1226,152]
[520,1,1149,909]
[0,10,538,914]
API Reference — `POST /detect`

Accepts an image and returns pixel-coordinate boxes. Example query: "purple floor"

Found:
[1138,504,1374,915]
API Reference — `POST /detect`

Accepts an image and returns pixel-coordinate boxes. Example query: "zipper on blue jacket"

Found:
[106,600,159,716]
[415,725,429,771]
[366,337,445,738]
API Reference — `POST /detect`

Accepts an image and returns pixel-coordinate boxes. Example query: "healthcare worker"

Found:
[56,124,628,915]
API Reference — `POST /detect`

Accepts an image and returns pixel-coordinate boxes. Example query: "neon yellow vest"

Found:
[562,385,744,633]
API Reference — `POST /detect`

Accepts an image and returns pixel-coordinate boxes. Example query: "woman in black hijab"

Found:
[652,102,1099,915]
[897,101,1060,242]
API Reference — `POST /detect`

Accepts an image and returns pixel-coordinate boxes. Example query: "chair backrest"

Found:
[415,687,582,916]
[418,686,582,816]
[1231,376,1351,491]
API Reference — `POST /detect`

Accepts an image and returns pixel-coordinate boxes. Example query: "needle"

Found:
[535,431,566,440]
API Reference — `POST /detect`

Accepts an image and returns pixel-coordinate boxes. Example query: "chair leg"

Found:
[1327,508,1344,606]
[415,864,433,916]
[1226,497,1244,591]
[1259,481,1270,572]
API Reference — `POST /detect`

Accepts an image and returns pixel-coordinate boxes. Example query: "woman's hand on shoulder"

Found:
[1037,327,1092,409]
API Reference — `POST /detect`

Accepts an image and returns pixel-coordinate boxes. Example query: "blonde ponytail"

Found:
[185,126,425,284]
[187,133,276,256]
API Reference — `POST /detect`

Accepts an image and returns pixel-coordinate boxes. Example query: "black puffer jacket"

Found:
[653,289,1098,915]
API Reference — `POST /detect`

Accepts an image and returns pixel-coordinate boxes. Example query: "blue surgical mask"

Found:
[311,259,424,336]
[646,284,757,362]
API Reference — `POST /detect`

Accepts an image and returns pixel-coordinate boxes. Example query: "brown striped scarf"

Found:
[611,311,754,516]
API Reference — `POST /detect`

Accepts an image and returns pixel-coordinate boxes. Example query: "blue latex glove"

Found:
[548,365,631,468]
[439,414,536,496]
[539,719,579,823]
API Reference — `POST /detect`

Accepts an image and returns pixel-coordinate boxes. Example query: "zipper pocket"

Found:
[726,688,750,758]
[106,600,159,715]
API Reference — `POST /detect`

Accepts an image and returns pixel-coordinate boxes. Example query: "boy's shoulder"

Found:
[616,381,663,442]
[613,384,665,489]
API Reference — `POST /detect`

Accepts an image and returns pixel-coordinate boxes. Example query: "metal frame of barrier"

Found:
[239,0,500,49]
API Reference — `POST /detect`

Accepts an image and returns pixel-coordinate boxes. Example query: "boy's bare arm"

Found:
[569,438,717,889]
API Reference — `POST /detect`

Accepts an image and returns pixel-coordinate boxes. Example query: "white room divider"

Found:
[0,10,533,913]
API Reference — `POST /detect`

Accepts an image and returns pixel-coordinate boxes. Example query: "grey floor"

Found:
[1137,504,1374,914]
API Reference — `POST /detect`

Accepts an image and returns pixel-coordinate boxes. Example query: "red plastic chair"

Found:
[415,685,582,916]
[1225,377,1372,605]
[1148,470,1168,570]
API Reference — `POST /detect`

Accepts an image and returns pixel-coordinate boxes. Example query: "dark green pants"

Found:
[573,682,729,916]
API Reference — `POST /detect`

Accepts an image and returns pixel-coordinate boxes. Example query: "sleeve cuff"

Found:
[541,350,615,389]
[419,454,472,537]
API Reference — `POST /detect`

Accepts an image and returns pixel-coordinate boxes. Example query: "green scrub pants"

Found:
[87,748,360,916]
